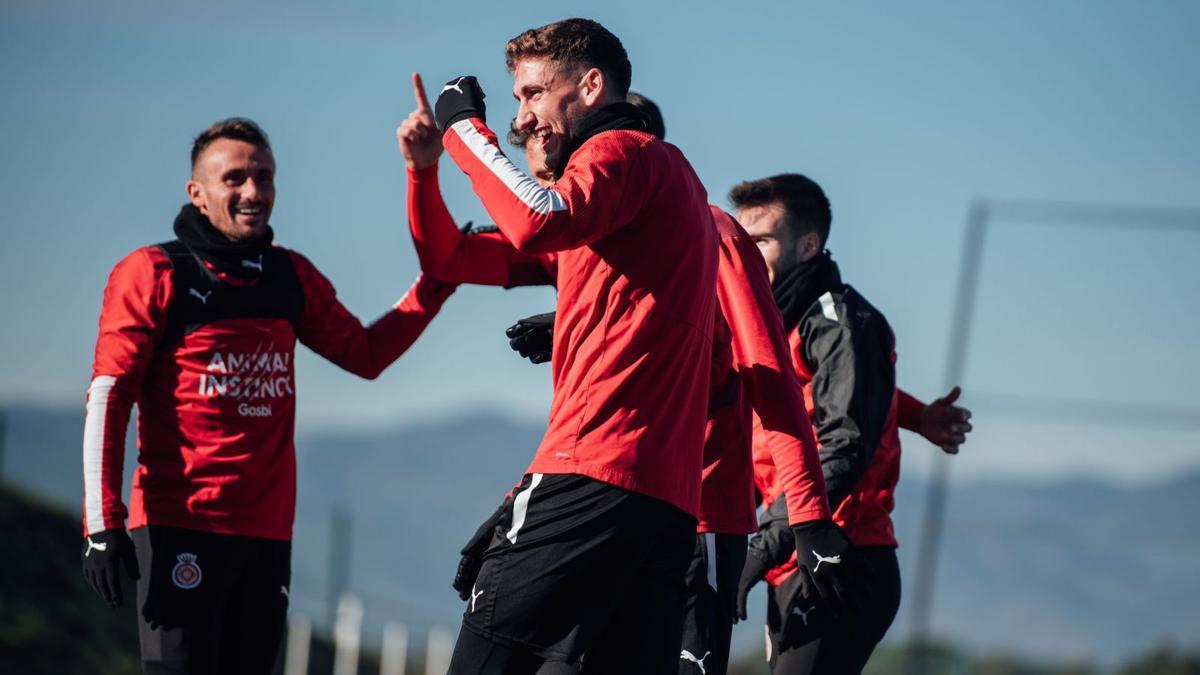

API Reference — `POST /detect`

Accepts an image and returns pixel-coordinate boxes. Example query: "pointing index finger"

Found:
[412,72,432,112]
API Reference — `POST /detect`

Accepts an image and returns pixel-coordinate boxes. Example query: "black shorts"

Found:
[459,473,696,670]
[678,532,747,675]
[765,545,900,674]
[131,525,291,675]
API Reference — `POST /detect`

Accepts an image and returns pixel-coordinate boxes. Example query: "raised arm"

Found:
[290,251,454,380]
[400,72,554,288]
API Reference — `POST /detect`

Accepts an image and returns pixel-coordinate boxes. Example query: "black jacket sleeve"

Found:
[800,289,896,513]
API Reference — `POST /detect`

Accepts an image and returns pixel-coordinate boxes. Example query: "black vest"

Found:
[156,240,305,346]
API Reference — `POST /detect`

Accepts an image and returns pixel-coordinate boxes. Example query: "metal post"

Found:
[283,614,312,675]
[327,504,352,629]
[333,593,364,675]
[424,626,454,675]
[0,407,7,479]
[381,622,410,675]
[906,201,989,672]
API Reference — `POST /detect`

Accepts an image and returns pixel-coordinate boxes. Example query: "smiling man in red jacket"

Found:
[80,118,452,674]
[409,17,721,675]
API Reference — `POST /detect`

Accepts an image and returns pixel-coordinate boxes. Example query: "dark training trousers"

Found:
[766,545,901,675]
[677,532,747,675]
[132,525,291,675]
[447,473,696,675]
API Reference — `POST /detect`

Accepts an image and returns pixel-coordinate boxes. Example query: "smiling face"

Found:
[186,138,275,242]
[511,58,607,172]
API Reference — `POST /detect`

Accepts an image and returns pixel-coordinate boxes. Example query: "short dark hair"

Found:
[728,174,832,246]
[191,117,272,168]
[626,91,664,140]
[505,18,632,98]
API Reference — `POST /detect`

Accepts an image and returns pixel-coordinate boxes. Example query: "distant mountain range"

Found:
[4,402,1197,666]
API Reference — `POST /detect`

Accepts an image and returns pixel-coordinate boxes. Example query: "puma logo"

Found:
[812,550,841,572]
[442,77,466,95]
[189,288,212,304]
[791,605,815,626]
[680,650,710,674]
[241,255,263,272]
[470,585,484,612]
[84,537,107,557]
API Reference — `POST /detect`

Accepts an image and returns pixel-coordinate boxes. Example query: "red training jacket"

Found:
[440,117,719,517]
[83,244,451,540]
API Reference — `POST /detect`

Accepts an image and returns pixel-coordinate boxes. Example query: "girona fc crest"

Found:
[171,553,203,589]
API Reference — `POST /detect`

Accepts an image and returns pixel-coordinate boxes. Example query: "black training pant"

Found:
[678,532,747,675]
[767,545,900,675]
[447,473,696,675]
[131,525,290,675]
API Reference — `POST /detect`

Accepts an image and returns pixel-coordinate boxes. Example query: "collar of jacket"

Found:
[553,101,650,178]
[772,250,843,335]
[172,203,275,279]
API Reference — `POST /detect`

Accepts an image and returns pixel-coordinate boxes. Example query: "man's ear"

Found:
[579,67,606,106]
[797,231,822,262]
[186,179,205,211]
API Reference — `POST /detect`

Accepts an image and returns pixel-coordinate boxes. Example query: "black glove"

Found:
[735,496,796,622]
[435,76,487,132]
[81,529,140,608]
[506,312,555,365]
[791,518,871,618]
[452,499,511,601]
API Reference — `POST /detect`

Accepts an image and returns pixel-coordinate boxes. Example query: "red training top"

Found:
[441,117,719,517]
[83,244,451,540]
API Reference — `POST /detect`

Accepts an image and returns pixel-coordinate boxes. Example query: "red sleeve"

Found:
[83,247,172,535]
[407,165,555,287]
[290,250,455,379]
[897,388,926,432]
[715,209,831,524]
[442,118,654,254]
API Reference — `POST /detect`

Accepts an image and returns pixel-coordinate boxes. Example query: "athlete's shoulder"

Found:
[107,245,173,285]
[573,128,657,166]
[273,245,315,273]
[708,205,746,240]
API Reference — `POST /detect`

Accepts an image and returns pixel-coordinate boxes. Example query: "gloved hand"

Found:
[81,529,140,608]
[735,497,795,622]
[506,312,555,365]
[452,499,511,601]
[435,76,487,132]
[791,518,871,618]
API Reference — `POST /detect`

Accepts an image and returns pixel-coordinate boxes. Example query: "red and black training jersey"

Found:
[752,271,904,586]
[83,242,452,540]
[442,118,718,518]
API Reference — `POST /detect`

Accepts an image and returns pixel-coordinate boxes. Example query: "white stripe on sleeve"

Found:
[82,375,117,533]
[506,473,544,544]
[451,119,568,215]
[818,292,839,322]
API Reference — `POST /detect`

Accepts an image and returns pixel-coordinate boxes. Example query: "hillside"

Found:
[3,403,1198,666]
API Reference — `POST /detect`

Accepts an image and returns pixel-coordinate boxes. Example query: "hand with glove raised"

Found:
[435,76,487,132]
[452,499,511,601]
[506,312,555,365]
[81,529,140,608]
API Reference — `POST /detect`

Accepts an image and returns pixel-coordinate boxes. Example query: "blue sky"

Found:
[2,0,1198,484]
